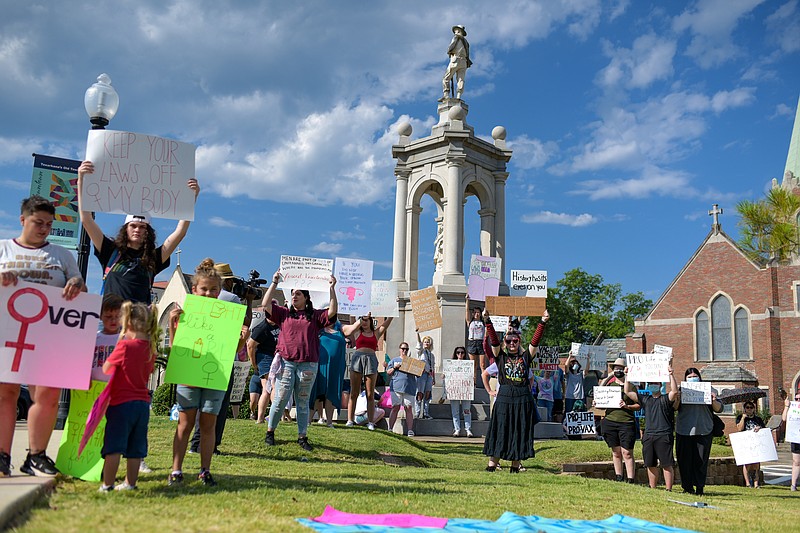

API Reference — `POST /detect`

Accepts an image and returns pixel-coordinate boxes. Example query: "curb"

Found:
[0,476,57,530]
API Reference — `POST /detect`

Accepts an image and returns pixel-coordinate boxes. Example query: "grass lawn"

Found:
[13,417,791,533]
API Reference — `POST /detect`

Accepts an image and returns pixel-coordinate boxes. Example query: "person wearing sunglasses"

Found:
[735,401,765,488]
[442,346,473,437]
[480,309,549,473]
[781,391,800,491]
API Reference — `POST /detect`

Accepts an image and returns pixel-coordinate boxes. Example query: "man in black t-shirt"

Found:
[247,315,281,423]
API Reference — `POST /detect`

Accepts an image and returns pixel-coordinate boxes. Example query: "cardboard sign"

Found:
[410,287,442,331]
[83,130,196,220]
[786,401,800,444]
[370,280,399,317]
[55,380,108,481]
[533,346,561,371]
[625,353,670,383]
[164,295,246,391]
[729,429,778,466]
[0,282,101,389]
[509,270,547,298]
[399,356,426,377]
[468,255,501,301]
[443,359,474,401]
[230,360,251,403]
[566,411,596,435]
[30,154,81,249]
[485,296,546,317]
[279,255,333,293]
[489,315,509,332]
[680,381,711,405]
[593,386,622,409]
[334,257,373,317]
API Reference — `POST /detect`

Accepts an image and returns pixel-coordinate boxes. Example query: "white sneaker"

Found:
[466,430,474,438]
[367,423,375,431]
[114,482,137,491]
[98,484,113,493]
[453,429,461,437]
[317,418,327,425]
[139,460,152,473]
[407,430,415,437]
[345,420,354,427]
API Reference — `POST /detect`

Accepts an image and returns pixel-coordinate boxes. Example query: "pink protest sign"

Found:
[0,281,101,389]
[79,371,115,458]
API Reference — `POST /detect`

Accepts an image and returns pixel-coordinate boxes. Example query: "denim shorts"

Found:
[249,374,262,394]
[257,354,274,378]
[102,400,150,458]
[176,385,226,415]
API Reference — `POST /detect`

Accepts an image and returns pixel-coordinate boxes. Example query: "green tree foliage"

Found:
[736,187,800,263]
[521,268,652,346]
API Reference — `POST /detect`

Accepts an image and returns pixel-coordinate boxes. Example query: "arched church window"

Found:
[711,295,733,361]
[695,309,710,361]
[734,307,750,361]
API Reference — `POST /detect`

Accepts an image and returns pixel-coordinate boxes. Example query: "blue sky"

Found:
[0,0,798,303]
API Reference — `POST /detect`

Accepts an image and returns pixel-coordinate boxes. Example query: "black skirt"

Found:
[483,384,536,461]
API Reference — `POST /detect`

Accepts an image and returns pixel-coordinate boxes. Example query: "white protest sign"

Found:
[571,343,588,369]
[279,255,334,293]
[509,270,547,297]
[786,401,800,444]
[587,345,607,372]
[593,386,621,409]
[467,255,501,301]
[680,381,711,405]
[626,353,670,383]
[565,411,596,435]
[370,280,399,317]
[333,257,373,317]
[489,315,509,332]
[443,359,474,401]
[653,344,673,357]
[729,429,778,466]
[83,130,196,220]
[0,282,101,389]
[230,361,251,403]
[533,346,561,371]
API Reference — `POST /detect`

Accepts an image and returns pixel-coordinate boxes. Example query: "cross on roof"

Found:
[176,248,181,267]
[708,204,723,230]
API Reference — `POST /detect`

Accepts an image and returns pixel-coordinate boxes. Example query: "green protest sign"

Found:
[55,380,108,481]
[164,295,245,391]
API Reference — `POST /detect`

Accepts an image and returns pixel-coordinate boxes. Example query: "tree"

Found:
[521,268,653,347]
[736,187,800,263]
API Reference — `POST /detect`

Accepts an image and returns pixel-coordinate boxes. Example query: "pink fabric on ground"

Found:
[313,506,448,528]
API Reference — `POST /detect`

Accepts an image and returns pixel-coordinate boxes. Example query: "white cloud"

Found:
[765,0,800,53]
[772,103,795,119]
[521,211,597,226]
[208,216,238,228]
[325,230,365,241]
[573,167,693,200]
[598,34,676,90]
[310,241,343,255]
[508,135,559,170]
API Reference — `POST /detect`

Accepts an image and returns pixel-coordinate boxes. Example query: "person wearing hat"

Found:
[596,357,640,483]
[442,24,472,99]
[77,160,200,304]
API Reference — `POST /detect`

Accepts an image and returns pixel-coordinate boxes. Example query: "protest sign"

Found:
[489,315,509,332]
[593,386,622,409]
[786,401,800,444]
[443,359,474,401]
[79,371,115,458]
[468,255,501,301]
[571,343,588,369]
[56,380,108,481]
[625,353,670,383]
[565,411,596,435]
[334,257,373,317]
[279,255,334,293]
[164,295,246,391]
[509,270,547,298]
[370,280,399,317]
[485,296,546,317]
[680,381,711,405]
[230,361,251,403]
[399,356,426,377]
[410,287,442,331]
[533,346,561,371]
[83,130,196,220]
[0,282,100,389]
[30,154,81,249]
[729,429,778,466]
[653,344,673,357]
[587,346,607,372]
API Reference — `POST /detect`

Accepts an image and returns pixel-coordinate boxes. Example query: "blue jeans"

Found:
[450,400,472,432]
[268,360,318,436]
[538,399,553,422]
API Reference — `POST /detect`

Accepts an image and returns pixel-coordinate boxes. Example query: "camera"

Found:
[230,269,267,300]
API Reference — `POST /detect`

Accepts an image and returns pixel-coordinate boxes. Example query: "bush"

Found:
[152,382,174,416]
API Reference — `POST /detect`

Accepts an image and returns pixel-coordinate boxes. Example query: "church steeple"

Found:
[786,94,800,181]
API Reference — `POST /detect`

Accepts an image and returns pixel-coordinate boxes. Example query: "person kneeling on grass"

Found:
[623,367,678,491]
[736,401,765,488]
[99,302,161,492]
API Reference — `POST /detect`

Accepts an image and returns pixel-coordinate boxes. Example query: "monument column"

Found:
[444,155,465,279]
[493,171,508,285]
[478,208,496,257]
[392,168,411,283]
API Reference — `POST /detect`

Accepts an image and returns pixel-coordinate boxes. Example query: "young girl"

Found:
[99,302,161,491]
[447,346,473,437]
[168,258,228,487]
[414,332,436,419]
[343,313,393,430]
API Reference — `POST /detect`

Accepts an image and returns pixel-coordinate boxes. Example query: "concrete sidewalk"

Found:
[0,422,61,530]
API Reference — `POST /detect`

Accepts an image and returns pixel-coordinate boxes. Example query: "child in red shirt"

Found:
[98,302,161,492]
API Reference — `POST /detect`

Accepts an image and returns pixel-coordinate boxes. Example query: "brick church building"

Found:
[626,98,800,426]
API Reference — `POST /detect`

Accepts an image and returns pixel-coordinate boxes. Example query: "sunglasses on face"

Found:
[400,347,409,351]
[506,339,520,344]
[456,350,466,354]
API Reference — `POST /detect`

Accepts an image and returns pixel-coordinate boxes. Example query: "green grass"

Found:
[12,418,789,533]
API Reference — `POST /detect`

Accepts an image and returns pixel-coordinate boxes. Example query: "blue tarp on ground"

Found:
[298,511,698,533]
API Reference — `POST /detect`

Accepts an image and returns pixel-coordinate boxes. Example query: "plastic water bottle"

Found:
[170,404,179,421]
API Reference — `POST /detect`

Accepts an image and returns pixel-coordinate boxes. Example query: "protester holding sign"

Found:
[596,357,639,484]
[481,308,548,473]
[387,343,417,437]
[736,401,766,488]
[77,161,199,304]
[780,392,800,491]
[675,367,723,496]
[260,269,337,450]
[532,370,556,422]
[342,312,392,430]
[0,195,86,478]
[465,297,486,387]
[563,352,586,413]
[98,302,161,492]
[444,347,473,437]
[413,332,437,420]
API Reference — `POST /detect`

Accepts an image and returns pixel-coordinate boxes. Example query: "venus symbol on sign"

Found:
[5,287,48,372]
